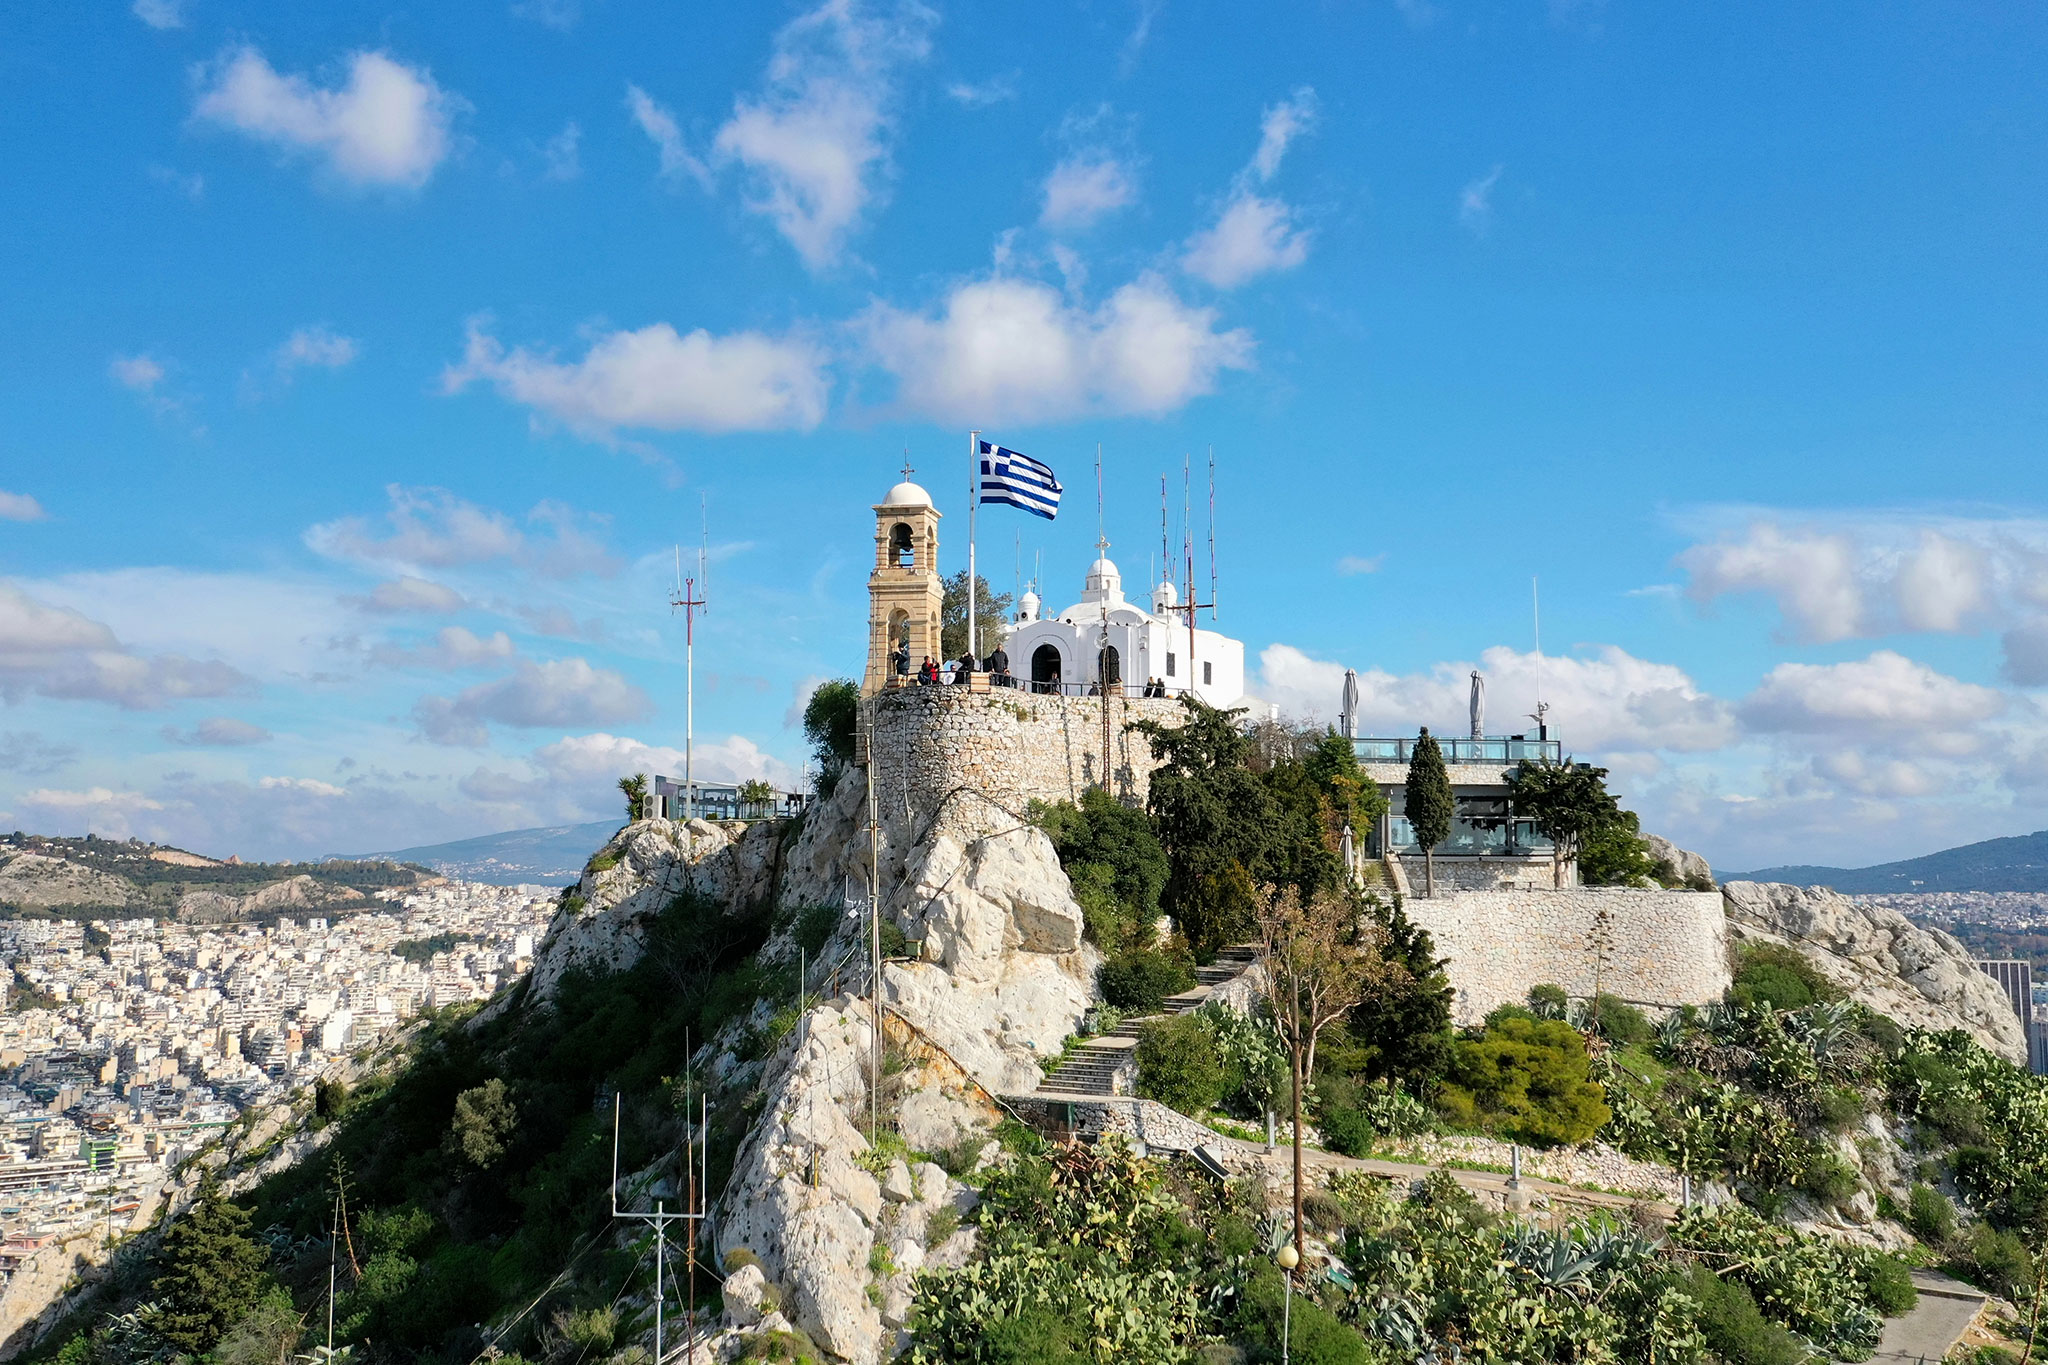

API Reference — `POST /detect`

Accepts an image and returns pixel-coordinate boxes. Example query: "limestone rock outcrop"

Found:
[1721,880,2026,1063]
[1643,834,1714,889]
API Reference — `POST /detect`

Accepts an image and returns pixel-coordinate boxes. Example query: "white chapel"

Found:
[1001,551,1245,706]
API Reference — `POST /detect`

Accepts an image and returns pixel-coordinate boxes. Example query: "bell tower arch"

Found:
[866,473,943,695]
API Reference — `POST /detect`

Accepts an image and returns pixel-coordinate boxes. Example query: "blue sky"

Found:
[2,0,2045,869]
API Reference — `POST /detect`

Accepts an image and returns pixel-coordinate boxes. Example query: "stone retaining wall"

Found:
[1395,854,1562,893]
[1407,888,1730,1026]
[1005,1095,1223,1155]
[867,688,1182,840]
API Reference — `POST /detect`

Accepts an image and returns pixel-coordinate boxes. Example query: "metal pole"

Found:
[1282,1273,1293,1364]
[327,1193,337,1358]
[654,1200,665,1365]
[968,430,979,664]
[685,591,693,824]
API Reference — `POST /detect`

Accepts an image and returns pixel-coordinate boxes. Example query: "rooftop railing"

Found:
[1352,736,1562,766]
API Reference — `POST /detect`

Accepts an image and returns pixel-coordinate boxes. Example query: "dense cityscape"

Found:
[0,881,556,1288]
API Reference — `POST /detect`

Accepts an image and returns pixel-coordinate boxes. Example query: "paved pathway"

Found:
[1866,1269,1986,1365]
[1215,1135,1675,1219]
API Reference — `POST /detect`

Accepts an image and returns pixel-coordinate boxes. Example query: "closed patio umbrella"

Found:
[1469,670,1485,739]
[1340,668,1359,738]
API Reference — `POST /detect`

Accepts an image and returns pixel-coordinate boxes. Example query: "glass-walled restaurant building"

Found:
[1351,734,1568,888]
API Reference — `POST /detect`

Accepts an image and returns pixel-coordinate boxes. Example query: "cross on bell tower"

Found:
[866,469,943,696]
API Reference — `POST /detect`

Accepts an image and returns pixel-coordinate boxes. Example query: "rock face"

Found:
[1721,880,2027,1064]
[1643,834,1714,889]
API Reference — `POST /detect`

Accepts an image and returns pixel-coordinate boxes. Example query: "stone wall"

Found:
[1394,854,1563,893]
[866,688,1182,840]
[1006,1094,1224,1155]
[1407,888,1730,1026]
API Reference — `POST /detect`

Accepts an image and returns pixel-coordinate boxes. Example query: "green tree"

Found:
[939,570,1013,661]
[1576,807,1656,887]
[149,1173,272,1355]
[1348,896,1454,1091]
[1437,1016,1611,1146]
[1134,1013,1226,1113]
[1403,729,1454,897]
[1131,697,1279,957]
[444,1078,518,1169]
[617,773,649,822]
[1504,756,1625,889]
[738,778,776,815]
[802,679,861,796]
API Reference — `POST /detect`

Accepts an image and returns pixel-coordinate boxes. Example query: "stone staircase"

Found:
[1034,945,1260,1097]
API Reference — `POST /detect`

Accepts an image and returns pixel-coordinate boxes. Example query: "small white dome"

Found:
[1017,589,1040,622]
[1152,579,1179,613]
[882,480,933,508]
[1085,556,1122,594]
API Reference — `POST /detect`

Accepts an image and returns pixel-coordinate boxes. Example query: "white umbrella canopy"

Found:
[1340,668,1360,738]
[1469,670,1485,739]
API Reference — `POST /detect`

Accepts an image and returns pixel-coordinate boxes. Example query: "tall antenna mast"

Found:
[1207,447,1218,621]
[669,500,709,820]
[1529,576,1549,740]
[611,1093,704,1365]
[1176,454,1215,698]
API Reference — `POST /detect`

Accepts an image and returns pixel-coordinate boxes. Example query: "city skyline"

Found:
[4,3,2047,869]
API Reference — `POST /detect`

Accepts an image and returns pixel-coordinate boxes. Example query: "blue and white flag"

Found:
[977,440,1062,520]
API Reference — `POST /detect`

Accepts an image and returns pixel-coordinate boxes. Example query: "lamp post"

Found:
[1277,1242,1299,1364]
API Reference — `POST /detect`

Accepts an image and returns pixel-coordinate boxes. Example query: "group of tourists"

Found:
[891,643,1015,687]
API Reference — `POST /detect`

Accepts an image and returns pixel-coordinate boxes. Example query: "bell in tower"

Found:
[865,470,943,696]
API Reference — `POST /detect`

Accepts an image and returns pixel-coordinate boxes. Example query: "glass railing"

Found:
[1385,817,1554,855]
[1353,737,1561,766]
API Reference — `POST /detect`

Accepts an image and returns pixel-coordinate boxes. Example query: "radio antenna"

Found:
[1529,576,1549,740]
[1207,447,1218,622]
[669,497,709,819]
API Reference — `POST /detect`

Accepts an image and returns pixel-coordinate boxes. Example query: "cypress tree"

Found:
[1404,728,1454,897]
[1351,897,1454,1089]
[149,1173,271,1354]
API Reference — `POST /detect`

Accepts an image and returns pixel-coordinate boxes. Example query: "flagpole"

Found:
[967,429,979,665]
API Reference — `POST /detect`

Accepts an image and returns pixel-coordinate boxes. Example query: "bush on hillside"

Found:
[1135,1014,1226,1114]
[1098,947,1195,1012]
[1526,984,1569,1018]
[1862,1253,1918,1317]
[1907,1182,1957,1246]
[1678,1266,1808,1365]
[1437,1016,1610,1147]
[1589,993,1653,1046]
[1957,1222,2034,1300]
[1728,943,1838,1012]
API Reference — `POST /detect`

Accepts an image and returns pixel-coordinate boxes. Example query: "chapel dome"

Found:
[882,480,933,508]
[1017,589,1041,623]
[1085,556,1122,594]
[1152,579,1179,613]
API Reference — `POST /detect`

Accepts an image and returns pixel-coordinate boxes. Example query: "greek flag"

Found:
[977,440,1061,520]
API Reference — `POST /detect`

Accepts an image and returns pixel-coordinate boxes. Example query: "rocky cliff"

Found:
[513,770,1095,1363]
[1722,879,2028,1063]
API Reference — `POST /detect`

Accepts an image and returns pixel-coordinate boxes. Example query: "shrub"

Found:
[1680,1267,1808,1365]
[1794,1151,1860,1207]
[1135,1014,1226,1114]
[1526,984,1569,1018]
[1437,1017,1611,1147]
[1862,1253,1918,1317]
[1201,1002,1287,1117]
[1728,944,1837,1012]
[790,904,839,956]
[1958,1222,2034,1300]
[1097,947,1195,1011]
[1590,994,1652,1047]
[1318,1105,1374,1158]
[1813,1084,1866,1133]
[1906,1183,1956,1246]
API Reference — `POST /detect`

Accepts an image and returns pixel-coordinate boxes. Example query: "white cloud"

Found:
[442,318,829,437]
[0,492,46,522]
[542,121,582,181]
[945,75,1016,108]
[1251,87,1317,182]
[308,486,524,569]
[275,325,358,379]
[1256,641,1737,756]
[1677,512,2048,644]
[1459,164,1503,232]
[1041,153,1137,232]
[1336,554,1383,576]
[1806,750,1943,799]
[1119,0,1163,74]
[532,730,798,789]
[1182,194,1311,289]
[861,273,1251,424]
[111,354,166,392]
[192,46,460,189]
[2004,619,2048,687]
[1894,532,1986,632]
[1739,651,2005,737]
[626,86,709,186]
[258,775,347,798]
[706,0,936,269]
[511,0,579,29]
[1679,522,1866,643]
[0,733,76,776]
[1181,91,1319,289]
[17,787,164,814]
[371,626,517,671]
[164,717,273,747]
[351,576,467,615]
[414,659,650,745]
[0,582,252,710]
[148,165,206,200]
[23,568,349,682]
[132,0,184,30]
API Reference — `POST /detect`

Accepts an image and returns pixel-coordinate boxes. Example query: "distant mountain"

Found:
[1725,829,2048,894]
[0,833,428,919]
[345,820,620,886]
